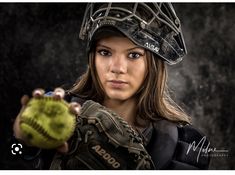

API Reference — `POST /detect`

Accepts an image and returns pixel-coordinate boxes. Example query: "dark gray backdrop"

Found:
[0,3,234,169]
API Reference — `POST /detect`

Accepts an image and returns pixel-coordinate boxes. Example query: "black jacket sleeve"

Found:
[146,120,211,170]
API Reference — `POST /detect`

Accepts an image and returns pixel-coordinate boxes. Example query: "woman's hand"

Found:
[13,88,81,154]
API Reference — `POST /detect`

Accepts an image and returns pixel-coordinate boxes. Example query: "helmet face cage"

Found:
[79,3,187,65]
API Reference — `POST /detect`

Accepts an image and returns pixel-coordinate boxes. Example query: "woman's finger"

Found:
[20,95,30,106]
[32,89,45,98]
[53,88,65,100]
[69,102,81,115]
[56,142,69,154]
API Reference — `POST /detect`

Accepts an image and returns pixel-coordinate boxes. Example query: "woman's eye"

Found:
[97,50,111,56]
[128,52,142,59]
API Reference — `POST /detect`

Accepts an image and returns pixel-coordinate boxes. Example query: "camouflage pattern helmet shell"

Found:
[79,3,187,65]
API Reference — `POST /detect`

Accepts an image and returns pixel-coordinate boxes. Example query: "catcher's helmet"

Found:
[79,3,187,65]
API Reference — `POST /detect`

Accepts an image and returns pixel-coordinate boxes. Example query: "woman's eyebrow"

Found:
[96,44,145,53]
[96,44,111,50]
[127,46,145,52]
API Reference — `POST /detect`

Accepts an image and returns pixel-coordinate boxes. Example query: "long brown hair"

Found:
[69,46,191,125]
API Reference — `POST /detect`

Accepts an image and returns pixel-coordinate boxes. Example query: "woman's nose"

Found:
[110,55,127,74]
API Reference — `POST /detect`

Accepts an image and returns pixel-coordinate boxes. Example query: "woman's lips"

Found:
[107,80,128,89]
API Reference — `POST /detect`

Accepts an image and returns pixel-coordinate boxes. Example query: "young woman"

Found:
[12,3,210,170]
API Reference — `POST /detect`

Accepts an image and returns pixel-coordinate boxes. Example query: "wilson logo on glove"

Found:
[92,144,121,169]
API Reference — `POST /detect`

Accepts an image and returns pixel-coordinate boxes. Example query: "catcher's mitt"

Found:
[50,100,155,170]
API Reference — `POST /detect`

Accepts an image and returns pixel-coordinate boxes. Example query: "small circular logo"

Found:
[11,143,23,155]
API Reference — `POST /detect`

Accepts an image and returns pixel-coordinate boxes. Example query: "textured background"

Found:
[0,3,234,169]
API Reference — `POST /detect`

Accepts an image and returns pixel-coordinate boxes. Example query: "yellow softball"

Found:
[19,96,76,149]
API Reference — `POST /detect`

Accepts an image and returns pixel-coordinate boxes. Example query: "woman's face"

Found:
[95,36,147,101]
